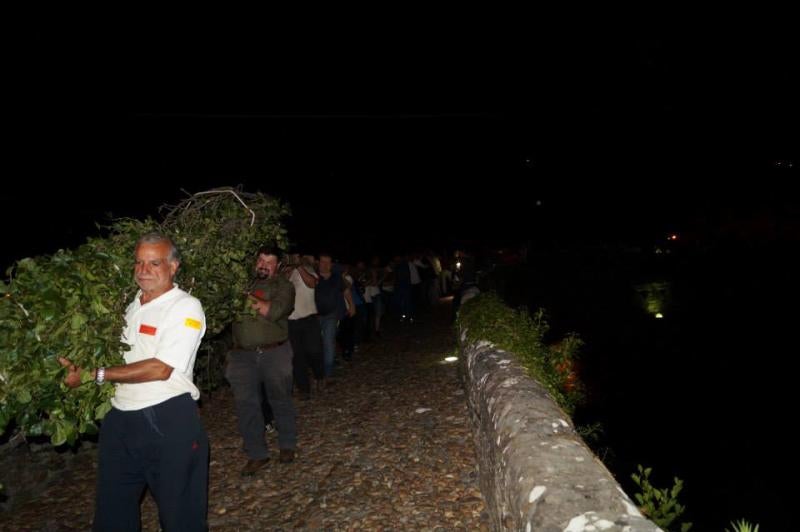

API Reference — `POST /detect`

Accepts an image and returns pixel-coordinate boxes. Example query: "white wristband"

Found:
[95,367,106,385]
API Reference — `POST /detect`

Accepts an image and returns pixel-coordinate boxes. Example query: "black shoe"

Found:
[279,449,296,463]
[241,458,270,476]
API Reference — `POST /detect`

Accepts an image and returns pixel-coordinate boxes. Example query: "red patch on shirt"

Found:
[192,441,199,451]
[139,324,157,335]
[252,289,265,299]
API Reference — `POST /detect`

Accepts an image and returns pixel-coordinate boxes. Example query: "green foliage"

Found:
[726,519,760,532]
[157,189,289,335]
[456,292,583,413]
[0,187,289,446]
[193,328,233,393]
[631,465,692,531]
[576,422,604,444]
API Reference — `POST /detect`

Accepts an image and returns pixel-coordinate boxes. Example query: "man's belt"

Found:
[240,339,288,352]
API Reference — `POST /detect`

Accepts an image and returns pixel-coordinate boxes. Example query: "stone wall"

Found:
[460,331,661,532]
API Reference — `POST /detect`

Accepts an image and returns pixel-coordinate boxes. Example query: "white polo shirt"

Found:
[111,285,206,411]
[289,267,318,320]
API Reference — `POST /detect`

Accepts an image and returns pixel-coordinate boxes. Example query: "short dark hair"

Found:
[257,246,281,259]
[318,251,333,260]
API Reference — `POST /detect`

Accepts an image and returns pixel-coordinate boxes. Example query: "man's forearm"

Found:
[97,358,174,383]
[344,289,355,314]
[298,266,318,288]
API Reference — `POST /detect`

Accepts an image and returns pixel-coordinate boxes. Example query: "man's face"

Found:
[319,255,332,274]
[135,242,178,296]
[256,253,280,279]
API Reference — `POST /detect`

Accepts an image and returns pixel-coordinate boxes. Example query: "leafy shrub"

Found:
[0,187,289,446]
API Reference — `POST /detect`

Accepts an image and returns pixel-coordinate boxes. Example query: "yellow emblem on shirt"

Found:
[184,318,202,330]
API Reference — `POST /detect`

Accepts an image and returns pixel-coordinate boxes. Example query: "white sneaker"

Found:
[265,422,276,434]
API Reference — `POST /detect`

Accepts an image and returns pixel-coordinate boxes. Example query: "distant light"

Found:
[444,356,458,363]
[535,200,542,206]
[655,248,663,254]
[456,261,462,269]
[668,234,679,241]
[655,312,664,319]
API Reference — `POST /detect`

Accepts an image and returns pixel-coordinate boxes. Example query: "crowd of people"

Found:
[59,232,474,530]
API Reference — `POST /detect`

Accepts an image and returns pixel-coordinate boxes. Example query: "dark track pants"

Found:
[94,393,209,532]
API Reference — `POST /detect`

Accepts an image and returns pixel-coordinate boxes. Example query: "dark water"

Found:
[495,242,797,530]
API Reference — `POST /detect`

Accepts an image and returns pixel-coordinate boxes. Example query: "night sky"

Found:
[5,27,798,269]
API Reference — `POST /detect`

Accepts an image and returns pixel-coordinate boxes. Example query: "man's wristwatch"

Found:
[95,367,106,385]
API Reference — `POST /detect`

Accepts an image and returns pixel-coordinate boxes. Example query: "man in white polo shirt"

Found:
[286,253,324,399]
[59,232,208,531]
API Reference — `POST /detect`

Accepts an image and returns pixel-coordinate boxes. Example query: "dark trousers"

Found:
[226,344,297,457]
[357,303,372,343]
[94,393,209,532]
[395,282,413,318]
[337,314,355,359]
[260,385,274,425]
[289,315,324,394]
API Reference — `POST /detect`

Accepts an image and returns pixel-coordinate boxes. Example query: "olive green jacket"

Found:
[232,276,295,349]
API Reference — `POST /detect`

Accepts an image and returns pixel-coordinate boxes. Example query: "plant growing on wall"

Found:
[456,292,584,413]
[726,519,760,532]
[0,187,290,446]
[631,465,692,531]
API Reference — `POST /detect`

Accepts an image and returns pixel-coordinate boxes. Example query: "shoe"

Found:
[265,422,276,434]
[279,449,296,463]
[241,458,270,476]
